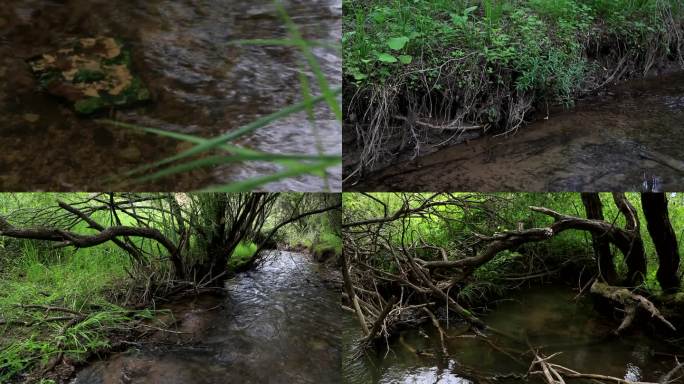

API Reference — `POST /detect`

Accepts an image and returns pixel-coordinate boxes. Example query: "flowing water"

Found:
[354,71,684,192]
[343,286,681,383]
[0,0,341,191]
[73,251,342,383]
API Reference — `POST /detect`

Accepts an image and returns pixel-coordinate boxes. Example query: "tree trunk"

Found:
[612,193,647,286]
[581,193,617,284]
[641,193,681,292]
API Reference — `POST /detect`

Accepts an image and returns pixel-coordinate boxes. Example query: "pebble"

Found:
[23,113,40,123]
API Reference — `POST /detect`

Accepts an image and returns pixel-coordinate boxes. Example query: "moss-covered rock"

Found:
[27,37,150,115]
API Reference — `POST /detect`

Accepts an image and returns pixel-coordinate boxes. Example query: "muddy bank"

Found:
[349,71,684,192]
[71,251,342,384]
[0,0,341,191]
[343,286,683,383]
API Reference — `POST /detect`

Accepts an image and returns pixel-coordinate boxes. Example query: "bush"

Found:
[228,241,258,270]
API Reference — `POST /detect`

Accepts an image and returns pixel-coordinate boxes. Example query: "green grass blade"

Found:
[275,2,342,121]
[105,88,340,178]
[201,159,339,192]
[134,154,339,183]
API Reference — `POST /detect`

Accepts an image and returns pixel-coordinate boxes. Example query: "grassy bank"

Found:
[0,242,154,383]
[343,0,684,174]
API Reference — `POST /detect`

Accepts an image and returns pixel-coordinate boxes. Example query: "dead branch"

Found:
[0,218,178,256]
[529,350,658,384]
[342,253,370,335]
[660,359,684,384]
[423,307,448,355]
[360,296,399,346]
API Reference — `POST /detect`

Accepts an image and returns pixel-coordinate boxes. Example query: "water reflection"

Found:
[343,286,679,383]
[355,71,684,192]
[74,251,342,384]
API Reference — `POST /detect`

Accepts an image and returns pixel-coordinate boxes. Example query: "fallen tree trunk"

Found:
[590,281,676,334]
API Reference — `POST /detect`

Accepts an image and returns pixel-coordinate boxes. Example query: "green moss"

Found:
[103,47,132,67]
[27,37,150,115]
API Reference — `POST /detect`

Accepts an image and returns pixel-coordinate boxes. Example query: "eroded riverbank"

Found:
[350,71,684,192]
[72,251,342,384]
[0,0,341,191]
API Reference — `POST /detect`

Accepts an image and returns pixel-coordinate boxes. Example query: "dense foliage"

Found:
[343,0,684,173]
[343,192,684,294]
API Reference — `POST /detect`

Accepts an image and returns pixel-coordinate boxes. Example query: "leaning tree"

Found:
[0,192,341,286]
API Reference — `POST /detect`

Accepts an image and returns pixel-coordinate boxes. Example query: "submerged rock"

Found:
[27,37,150,115]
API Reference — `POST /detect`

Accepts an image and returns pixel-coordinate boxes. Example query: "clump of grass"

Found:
[0,242,152,381]
[343,0,684,176]
[312,232,343,258]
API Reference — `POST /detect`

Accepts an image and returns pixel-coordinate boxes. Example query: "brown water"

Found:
[0,0,341,191]
[72,251,342,383]
[343,286,682,383]
[352,71,684,192]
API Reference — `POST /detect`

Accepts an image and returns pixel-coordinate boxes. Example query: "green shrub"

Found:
[228,241,258,270]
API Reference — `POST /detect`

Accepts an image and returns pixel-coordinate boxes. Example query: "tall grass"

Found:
[102,1,341,191]
[0,242,148,381]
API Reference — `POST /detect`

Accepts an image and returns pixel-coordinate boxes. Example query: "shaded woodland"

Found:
[342,192,684,383]
[0,192,341,383]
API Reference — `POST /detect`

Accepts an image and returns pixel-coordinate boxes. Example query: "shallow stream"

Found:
[73,251,342,383]
[343,286,681,383]
[0,1,341,191]
[355,71,684,192]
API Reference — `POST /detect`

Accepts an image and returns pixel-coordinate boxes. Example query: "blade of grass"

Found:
[200,159,339,192]
[232,38,340,51]
[103,88,340,179]
[275,2,342,121]
[97,119,331,161]
[133,154,339,183]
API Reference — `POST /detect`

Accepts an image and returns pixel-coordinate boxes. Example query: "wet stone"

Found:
[27,37,151,115]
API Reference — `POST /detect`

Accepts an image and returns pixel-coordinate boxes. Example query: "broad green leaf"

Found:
[387,36,409,51]
[377,53,397,63]
[352,71,368,80]
[464,5,478,14]
[398,55,413,64]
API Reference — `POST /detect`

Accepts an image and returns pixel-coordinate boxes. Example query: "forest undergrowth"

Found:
[343,0,684,177]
